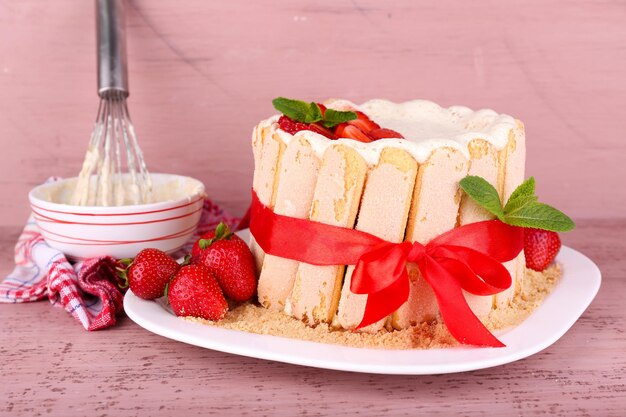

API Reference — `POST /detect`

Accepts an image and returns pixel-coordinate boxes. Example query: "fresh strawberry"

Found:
[334,123,348,138]
[277,115,310,135]
[193,222,257,302]
[277,115,336,139]
[308,123,337,139]
[124,248,180,300]
[192,231,216,258]
[348,111,381,132]
[524,228,561,271]
[368,128,404,139]
[336,124,373,143]
[168,264,228,320]
[317,103,327,115]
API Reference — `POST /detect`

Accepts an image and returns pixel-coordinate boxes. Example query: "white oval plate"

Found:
[124,239,601,375]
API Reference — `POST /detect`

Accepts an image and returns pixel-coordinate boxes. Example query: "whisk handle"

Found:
[96,0,129,97]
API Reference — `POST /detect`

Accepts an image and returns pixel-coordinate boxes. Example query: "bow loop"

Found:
[351,242,411,295]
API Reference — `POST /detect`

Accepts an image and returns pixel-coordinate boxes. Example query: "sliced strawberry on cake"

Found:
[271,97,403,142]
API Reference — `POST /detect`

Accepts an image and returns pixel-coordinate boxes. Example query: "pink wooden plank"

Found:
[0,0,625,226]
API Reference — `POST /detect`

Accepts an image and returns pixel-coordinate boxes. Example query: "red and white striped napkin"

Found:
[1,196,240,330]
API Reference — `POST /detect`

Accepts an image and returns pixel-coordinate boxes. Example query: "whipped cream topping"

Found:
[264,99,518,165]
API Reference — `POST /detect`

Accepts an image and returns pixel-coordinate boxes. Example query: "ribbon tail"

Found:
[356,269,409,329]
[419,256,505,348]
[433,247,513,296]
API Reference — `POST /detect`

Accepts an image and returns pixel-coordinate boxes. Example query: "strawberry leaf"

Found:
[503,202,575,232]
[119,258,133,267]
[321,108,358,128]
[116,267,129,289]
[459,176,504,219]
[163,280,170,301]
[199,222,233,249]
[216,222,233,240]
[272,97,323,124]
[214,222,227,240]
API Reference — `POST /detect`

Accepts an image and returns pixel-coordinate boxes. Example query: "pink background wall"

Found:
[1,0,624,226]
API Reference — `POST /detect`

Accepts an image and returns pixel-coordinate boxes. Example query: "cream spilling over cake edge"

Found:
[256,99,518,165]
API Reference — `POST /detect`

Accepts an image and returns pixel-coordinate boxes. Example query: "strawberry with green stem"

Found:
[459,176,575,271]
[118,248,180,300]
[193,222,257,302]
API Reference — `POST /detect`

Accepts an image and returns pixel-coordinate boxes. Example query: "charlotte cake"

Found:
[253,98,527,333]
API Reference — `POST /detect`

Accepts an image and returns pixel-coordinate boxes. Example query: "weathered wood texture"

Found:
[0,0,625,227]
[0,219,624,416]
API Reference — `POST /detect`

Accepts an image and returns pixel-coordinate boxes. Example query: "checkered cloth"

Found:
[0,197,240,330]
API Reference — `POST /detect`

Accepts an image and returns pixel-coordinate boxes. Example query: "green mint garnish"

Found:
[459,176,575,232]
[458,176,504,219]
[272,97,323,123]
[321,108,358,128]
[503,202,575,231]
[272,97,357,128]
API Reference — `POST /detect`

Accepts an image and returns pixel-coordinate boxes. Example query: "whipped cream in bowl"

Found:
[28,173,206,260]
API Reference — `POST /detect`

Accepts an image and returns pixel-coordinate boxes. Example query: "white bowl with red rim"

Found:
[28,173,205,260]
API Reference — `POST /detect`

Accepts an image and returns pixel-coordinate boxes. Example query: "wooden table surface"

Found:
[1,219,625,417]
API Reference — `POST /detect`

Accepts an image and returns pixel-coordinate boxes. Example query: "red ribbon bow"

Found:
[250,190,524,347]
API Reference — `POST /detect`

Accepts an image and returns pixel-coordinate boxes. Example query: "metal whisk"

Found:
[72,0,151,206]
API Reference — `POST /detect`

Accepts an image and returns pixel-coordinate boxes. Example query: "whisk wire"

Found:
[72,0,151,207]
[71,91,151,206]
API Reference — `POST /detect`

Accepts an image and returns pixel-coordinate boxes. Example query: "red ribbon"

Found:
[250,190,524,347]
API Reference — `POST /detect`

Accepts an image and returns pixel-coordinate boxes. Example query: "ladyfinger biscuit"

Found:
[336,148,418,331]
[257,136,321,310]
[495,121,527,308]
[288,144,367,324]
[458,139,500,318]
[250,123,285,275]
[391,147,469,329]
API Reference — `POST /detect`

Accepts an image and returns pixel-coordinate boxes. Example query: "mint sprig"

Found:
[459,176,504,218]
[321,108,358,127]
[459,176,575,232]
[272,97,357,128]
[272,98,321,123]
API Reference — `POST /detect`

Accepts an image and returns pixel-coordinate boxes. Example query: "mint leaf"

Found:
[460,174,576,232]
[503,194,538,216]
[504,177,535,212]
[307,102,323,123]
[459,176,504,219]
[272,97,323,124]
[503,202,575,232]
[321,108,357,128]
